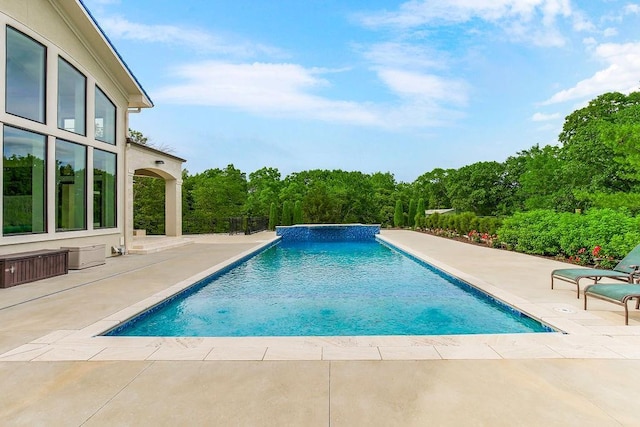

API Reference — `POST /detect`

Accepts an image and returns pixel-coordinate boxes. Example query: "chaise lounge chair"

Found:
[584,283,640,325]
[551,244,640,298]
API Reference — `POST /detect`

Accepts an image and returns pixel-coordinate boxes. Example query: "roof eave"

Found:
[72,0,153,108]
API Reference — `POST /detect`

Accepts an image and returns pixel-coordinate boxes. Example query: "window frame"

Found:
[55,138,87,232]
[94,86,117,145]
[2,125,48,235]
[5,26,47,124]
[93,149,117,229]
[57,56,87,136]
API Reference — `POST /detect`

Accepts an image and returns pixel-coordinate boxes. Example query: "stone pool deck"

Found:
[1,230,639,425]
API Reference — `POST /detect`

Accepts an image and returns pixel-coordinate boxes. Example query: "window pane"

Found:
[6,27,46,123]
[3,126,46,235]
[56,139,86,231]
[58,58,86,135]
[95,87,116,144]
[93,149,116,228]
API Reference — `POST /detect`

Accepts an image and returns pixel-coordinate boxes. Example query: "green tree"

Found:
[559,91,640,196]
[407,199,416,228]
[370,172,397,226]
[514,144,575,211]
[133,176,165,234]
[293,200,303,224]
[415,198,425,228]
[245,167,282,217]
[394,200,404,228]
[413,168,452,209]
[446,161,507,216]
[281,201,293,226]
[128,128,148,145]
[182,169,202,233]
[191,164,248,233]
[303,181,335,223]
[268,202,277,230]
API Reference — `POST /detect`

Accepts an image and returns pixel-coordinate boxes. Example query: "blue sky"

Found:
[84,0,640,182]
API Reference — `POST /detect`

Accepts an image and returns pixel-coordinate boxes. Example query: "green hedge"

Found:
[497,209,640,266]
[418,212,502,236]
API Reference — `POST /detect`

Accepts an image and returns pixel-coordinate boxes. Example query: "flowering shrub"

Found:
[497,208,640,265]
[568,247,588,265]
[417,209,640,266]
[466,230,496,245]
[467,230,481,242]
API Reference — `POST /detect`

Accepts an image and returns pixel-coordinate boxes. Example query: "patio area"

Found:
[1,230,639,425]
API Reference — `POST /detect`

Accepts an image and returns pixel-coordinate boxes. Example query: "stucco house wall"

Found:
[0,0,153,256]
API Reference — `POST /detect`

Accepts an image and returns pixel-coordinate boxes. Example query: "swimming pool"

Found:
[106,234,551,337]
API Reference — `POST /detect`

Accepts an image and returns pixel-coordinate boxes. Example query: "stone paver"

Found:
[0,230,639,425]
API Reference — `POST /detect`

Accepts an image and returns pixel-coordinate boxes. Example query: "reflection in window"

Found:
[94,150,116,228]
[5,27,46,123]
[3,126,46,235]
[56,139,86,231]
[95,87,116,144]
[58,58,86,135]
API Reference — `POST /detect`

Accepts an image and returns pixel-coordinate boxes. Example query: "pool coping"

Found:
[2,232,640,362]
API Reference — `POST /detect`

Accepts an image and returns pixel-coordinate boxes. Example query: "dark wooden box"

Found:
[0,249,69,288]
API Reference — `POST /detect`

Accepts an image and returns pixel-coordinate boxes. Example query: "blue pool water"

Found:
[108,239,551,337]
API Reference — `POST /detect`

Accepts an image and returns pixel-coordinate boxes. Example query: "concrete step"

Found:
[128,236,194,254]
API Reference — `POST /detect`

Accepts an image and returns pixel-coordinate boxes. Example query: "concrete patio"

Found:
[1,230,639,426]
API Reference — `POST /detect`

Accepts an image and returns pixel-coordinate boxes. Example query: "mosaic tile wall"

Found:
[276,224,380,242]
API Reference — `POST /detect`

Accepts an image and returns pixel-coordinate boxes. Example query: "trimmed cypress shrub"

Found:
[408,199,416,228]
[394,200,404,228]
[268,202,277,230]
[281,201,292,226]
[415,198,425,229]
[293,200,303,224]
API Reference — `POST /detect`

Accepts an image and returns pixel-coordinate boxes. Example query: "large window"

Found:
[55,139,86,231]
[95,87,116,144]
[3,126,46,235]
[57,58,86,135]
[93,149,116,228]
[5,27,46,123]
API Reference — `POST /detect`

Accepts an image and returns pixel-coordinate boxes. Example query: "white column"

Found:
[165,179,182,237]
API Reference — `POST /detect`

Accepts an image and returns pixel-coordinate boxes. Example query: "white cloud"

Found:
[155,62,378,124]
[98,16,283,57]
[542,41,640,105]
[361,42,445,71]
[359,42,468,108]
[571,10,596,32]
[377,69,468,106]
[154,61,464,128]
[357,0,574,47]
[603,27,618,37]
[624,4,640,14]
[531,112,561,121]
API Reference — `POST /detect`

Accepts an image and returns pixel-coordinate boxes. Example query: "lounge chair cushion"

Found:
[552,268,630,280]
[584,284,640,302]
[612,244,640,273]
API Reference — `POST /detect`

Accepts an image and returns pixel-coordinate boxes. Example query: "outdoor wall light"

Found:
[155,160,165,165]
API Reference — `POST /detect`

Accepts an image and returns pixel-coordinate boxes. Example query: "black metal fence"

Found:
[229,216,269,235]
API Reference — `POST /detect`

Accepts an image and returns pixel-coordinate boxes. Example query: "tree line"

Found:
[133,91,640,235]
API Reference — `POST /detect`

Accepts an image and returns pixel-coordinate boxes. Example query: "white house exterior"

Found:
[0,0,182,257]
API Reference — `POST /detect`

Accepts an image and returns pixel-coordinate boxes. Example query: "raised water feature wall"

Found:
[275,224,380,242]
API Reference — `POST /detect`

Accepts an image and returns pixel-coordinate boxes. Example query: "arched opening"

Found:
[125,141,186,253]
[133,169,167,235]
